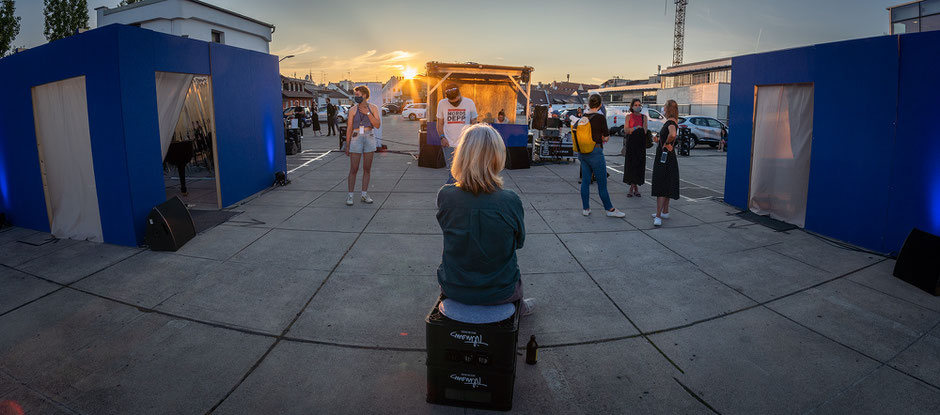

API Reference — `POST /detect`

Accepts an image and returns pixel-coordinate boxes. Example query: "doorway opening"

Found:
[157,73,220,209]
[748,83,815,228]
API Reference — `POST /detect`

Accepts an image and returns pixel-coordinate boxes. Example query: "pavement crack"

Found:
[673,377,722,414]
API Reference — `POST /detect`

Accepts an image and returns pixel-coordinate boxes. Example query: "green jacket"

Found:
[436,184,526,305]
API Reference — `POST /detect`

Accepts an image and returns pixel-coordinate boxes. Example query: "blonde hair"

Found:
[451,124,506,195]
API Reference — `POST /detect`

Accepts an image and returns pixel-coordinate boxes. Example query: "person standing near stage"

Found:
[623,99,647,197]
[651,100,681,226]
[345,85,381,206]
[436,83,478,183]
[326,98,337,136]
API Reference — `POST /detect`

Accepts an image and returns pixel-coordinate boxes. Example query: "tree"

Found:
[0,0,21,57]
[43,0,89,42]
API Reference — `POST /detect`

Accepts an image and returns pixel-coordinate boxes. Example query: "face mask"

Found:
[633,106,641,113]
[354,96,364,104]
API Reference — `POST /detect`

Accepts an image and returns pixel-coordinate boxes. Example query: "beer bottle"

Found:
[525,335,538,365]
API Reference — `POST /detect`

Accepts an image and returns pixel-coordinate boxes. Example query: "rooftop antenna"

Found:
[673,0,689,66]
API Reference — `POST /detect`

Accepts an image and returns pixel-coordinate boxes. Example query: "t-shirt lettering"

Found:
[437,97,478,146]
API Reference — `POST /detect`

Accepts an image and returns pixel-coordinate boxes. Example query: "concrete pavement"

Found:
[1,117,938,414]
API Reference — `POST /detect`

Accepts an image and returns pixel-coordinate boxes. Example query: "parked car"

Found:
[604,105,666,136]
[283,106,312,128]
[402,103,427,121]
[316,105,349,124]
[677,116,728,149]
[383,103,402,114]
[336,105,350,123]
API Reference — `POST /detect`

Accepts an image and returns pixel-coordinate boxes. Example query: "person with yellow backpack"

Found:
[572,95,626,218]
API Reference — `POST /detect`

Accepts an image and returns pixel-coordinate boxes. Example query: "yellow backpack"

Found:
[572,114,597,154]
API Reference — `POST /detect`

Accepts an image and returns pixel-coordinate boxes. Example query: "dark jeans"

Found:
[328,120,336,135]
[578,148,613,211]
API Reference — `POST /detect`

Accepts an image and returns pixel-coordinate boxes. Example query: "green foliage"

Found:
[0,0,21,57]
[42,0,89,41]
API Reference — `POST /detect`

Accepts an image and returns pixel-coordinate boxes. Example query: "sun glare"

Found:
[403,67,418,79]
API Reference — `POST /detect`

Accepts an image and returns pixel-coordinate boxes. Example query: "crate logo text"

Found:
[450,373,488,389]
[450,331,488,347]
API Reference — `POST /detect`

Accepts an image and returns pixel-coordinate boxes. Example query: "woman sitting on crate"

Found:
[436,124,534,316]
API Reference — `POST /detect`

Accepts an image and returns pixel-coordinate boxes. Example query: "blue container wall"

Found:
[210,43,286,206]
[726,32,940,254]
[0,26,133,243]
[889,31,940,252]
[0,24,285,246]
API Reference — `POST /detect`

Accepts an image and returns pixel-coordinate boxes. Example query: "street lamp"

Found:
[279,55,295,62]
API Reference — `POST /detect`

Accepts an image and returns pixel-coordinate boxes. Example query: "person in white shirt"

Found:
[436,83,477,183]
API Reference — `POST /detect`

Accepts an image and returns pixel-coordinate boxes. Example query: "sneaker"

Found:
[345,194,354,206]
[361,194,374,204]
[606,209,626,218]
[582,209,591,216]
[651,212,670,219]
[522,298,536,316]
[653,217,663,227]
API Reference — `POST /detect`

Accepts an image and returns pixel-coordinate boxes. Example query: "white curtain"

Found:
[155,72,194,159]
[749,84,815,227]
[31,76,103,242]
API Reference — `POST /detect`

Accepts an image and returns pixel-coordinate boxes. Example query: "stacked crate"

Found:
[425,295,521,411]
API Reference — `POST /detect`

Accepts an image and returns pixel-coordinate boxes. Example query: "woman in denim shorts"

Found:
[345,85,381,206]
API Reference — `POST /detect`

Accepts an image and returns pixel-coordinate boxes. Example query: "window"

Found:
[211,30,224,44]
[892,4,919,22]
[894,19,921,33]
[923,14,940,31]
[648,109,663,119]
[706,118,722,128]
[922,0,940,16]
[692,72,708,85]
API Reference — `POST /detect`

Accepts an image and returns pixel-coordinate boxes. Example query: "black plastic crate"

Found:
[426,364,515,411]
[425,295,521,372]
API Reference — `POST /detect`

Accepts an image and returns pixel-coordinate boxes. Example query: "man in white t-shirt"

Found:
[436,83,477,182]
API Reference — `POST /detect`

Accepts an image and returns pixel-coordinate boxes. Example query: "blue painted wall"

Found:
[0,24,284,246]
[725,31,940,254]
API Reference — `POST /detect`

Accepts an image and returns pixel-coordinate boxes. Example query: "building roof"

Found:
[660,57,733,76]
[97,0,275,29]
[282,90,312,99]
[588,83,660,94]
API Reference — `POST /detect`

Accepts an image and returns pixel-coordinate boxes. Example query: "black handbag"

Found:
[645,130,654,149]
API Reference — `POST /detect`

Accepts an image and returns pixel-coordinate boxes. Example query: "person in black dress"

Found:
[311,103,321,136]
[326,98,337,136]
[623,98,647,197]
[651,99,680,227]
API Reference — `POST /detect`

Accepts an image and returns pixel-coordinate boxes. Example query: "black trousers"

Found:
[176,163,188,193]
[327,119,336,135]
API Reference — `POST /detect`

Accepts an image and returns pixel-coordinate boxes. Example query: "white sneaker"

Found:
[522,298,535,316]
[651,212,670,219]
[345,194,354,206]
[653,217,663,227]
[606,209,626,218]
[361,194,373,204]
[582,209,591,216]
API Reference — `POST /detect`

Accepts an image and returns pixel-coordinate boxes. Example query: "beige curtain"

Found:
[749,84,815,227]
[31,76,103,242]
[155,72,194,158]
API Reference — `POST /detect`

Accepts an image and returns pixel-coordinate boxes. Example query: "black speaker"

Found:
[418,132,446,168]
[146,196,196,252]
[531,106,548,130]
[894,228,940,296]
[505,147,530,170]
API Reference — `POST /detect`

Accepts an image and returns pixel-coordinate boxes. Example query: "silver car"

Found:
[677,116,727,148]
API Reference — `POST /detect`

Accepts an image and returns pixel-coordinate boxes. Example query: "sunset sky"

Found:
[12,0,901,84]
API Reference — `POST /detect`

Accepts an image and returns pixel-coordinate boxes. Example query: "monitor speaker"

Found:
[145,196,196,252]
[894,228,940,296]
[418,132,446,168]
